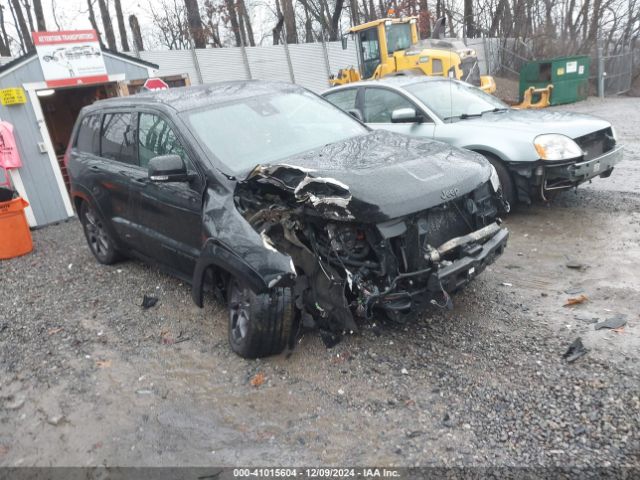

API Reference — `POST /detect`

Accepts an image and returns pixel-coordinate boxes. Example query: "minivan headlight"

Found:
[534,134,582,160]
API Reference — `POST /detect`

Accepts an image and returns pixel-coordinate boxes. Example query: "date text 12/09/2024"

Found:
[233,469,401,478]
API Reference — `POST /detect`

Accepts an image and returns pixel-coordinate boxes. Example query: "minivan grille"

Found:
[574,127,615,162]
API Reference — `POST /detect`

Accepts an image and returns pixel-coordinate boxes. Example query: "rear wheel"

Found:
[80,201,122,265]
[227,278,295,359]
[481,154,515,213]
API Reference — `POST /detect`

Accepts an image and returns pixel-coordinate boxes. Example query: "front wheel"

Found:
[80,201,122,265]
[482,154,515,213]
[227,278,295,359]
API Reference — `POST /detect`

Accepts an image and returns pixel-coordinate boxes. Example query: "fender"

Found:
[191,238,294,307]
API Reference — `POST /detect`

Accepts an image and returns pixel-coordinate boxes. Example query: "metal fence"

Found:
[601,49,636,95]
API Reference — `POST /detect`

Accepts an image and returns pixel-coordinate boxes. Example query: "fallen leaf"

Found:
[48,327,63,335]
[612,327,625,333]
[563,294,588,307]
[96,359,111,368]
[250,372,265,387]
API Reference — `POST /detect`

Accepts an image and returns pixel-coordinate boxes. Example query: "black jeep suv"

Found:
[67,81,508,358]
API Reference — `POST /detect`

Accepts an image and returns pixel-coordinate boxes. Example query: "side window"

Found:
[138,113,190,170]
[363,88,415,123]
[101,112,136,164]
[75,114,101,155]
[432,59,444,75]
[324,89,358,112]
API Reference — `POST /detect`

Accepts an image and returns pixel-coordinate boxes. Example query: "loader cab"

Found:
[351,18,420,79]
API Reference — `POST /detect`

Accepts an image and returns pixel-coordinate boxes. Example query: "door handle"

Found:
[131,177,148,186]
[89,165,101,171]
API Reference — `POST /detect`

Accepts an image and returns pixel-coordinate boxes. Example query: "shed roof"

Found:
[0,48,158,79]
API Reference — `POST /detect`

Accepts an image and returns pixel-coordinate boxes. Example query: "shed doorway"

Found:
[37,82,119,191]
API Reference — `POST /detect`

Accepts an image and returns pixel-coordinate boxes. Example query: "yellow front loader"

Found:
[330,17,496,94]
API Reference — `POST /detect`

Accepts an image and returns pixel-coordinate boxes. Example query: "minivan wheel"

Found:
[80,201,122,265]
[227,278,295,359]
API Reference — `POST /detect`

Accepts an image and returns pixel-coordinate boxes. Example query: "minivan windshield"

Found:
[405,80,508,120]
[185,90,368,174]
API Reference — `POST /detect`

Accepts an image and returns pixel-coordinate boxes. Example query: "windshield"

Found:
[185,90,368,175]
[405,80,508,120]
[386,23,412,54]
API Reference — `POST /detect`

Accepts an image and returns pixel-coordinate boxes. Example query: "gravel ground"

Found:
[1,97,639,469]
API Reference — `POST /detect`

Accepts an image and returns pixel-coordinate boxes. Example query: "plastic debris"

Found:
[141,295,158,309]
[594,314,627,331]
[563,294,588,307]
[563,337,588,363]
[250,372,265,387]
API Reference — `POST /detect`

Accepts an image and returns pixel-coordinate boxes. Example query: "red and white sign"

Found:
[32,30,108,88]
[143,78,170,91]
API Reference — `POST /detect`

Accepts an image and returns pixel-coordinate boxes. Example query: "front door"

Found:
[362,87,436,138]
[358,27,382,79]
[128,111,203,277]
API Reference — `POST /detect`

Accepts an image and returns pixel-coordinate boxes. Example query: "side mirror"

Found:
[148,154,188,182]
[391,107,422,123]
[341,34,348,50]
[347,109,363,121]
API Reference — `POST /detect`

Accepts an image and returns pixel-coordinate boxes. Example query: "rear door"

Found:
[127,110,204,276]
[362,87,436,138]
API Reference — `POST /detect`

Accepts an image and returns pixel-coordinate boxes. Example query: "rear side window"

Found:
[324,89,358,112]
[75,115,101,154]
[101,112,136,164]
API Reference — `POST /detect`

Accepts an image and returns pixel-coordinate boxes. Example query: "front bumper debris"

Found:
[565,146,623,182]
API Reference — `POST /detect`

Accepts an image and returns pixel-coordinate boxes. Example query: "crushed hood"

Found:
[461,109,611,139]
[243,130,491,223]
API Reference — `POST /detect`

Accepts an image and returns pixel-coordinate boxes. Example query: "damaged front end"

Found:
[235,163,509,339]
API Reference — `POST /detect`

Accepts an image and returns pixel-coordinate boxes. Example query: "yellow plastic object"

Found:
[514,84,554,109]
[480,75,496,94]
[0,197,33,260]
[330,68,361,86]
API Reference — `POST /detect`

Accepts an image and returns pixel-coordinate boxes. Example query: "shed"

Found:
[0,49,159,227]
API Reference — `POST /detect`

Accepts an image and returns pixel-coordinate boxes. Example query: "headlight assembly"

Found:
[534,134,583,161]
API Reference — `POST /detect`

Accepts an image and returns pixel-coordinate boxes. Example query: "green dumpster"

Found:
[519,55,590,105]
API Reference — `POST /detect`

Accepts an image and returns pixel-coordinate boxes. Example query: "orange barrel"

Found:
[0,197,33,260]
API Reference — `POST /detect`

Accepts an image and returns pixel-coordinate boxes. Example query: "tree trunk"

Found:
[87,0,105,48]
[114,0,129,51]
[349,0,360,26]
[98,0,117,50]
[304,5,314,42]
[184,0,206,48]
[224,0,243,46]
[128,14,144,51]
[329,0,345,40]
[463,0,475,37]
[21,0,35,33]
[33,0,46,31]
[10,0,34,51]
[0,6,11,56]
[418,0,430,38]
[238,0,256,46]
[281,0,298,44]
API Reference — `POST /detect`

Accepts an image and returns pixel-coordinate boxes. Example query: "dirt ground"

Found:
[1,97,639,469]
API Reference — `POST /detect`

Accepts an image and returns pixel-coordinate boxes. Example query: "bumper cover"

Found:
[553,146,623,183]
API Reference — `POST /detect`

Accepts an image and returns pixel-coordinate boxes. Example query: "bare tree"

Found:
[129,14,144,51]
[33,0,46,31]
[10,0,33,51]
[114,0,130,51]
[281,0,298,43]
[185,0,207,47]
[87,0,105,48]
[98,0,117,50]
[0,5,12,56]
[150,0,192,50]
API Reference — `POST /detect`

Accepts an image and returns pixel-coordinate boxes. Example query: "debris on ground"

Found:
[565,259,587,270]
[564,286,584,295]
[47,415,66,426]
[563,337,589,363]
[594,314,628,331]
[159,330,189,345]
[141,295,158,309]
[501,282,513,287]
[564,294,588,307]
[95,359,111,368]
[47,327,63,335]
[250,372,265,388]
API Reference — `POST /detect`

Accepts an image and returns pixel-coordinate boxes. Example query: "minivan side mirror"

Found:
[391,107,422,123]
[148,154,188,182]
[341,34,348,50]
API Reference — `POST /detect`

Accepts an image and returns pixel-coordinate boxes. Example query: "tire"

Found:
[227,278,295,359]
[481,154,516,213]
[79,201,122,265]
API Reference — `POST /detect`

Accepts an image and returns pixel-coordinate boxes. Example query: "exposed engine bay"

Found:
[235,163,509,342]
